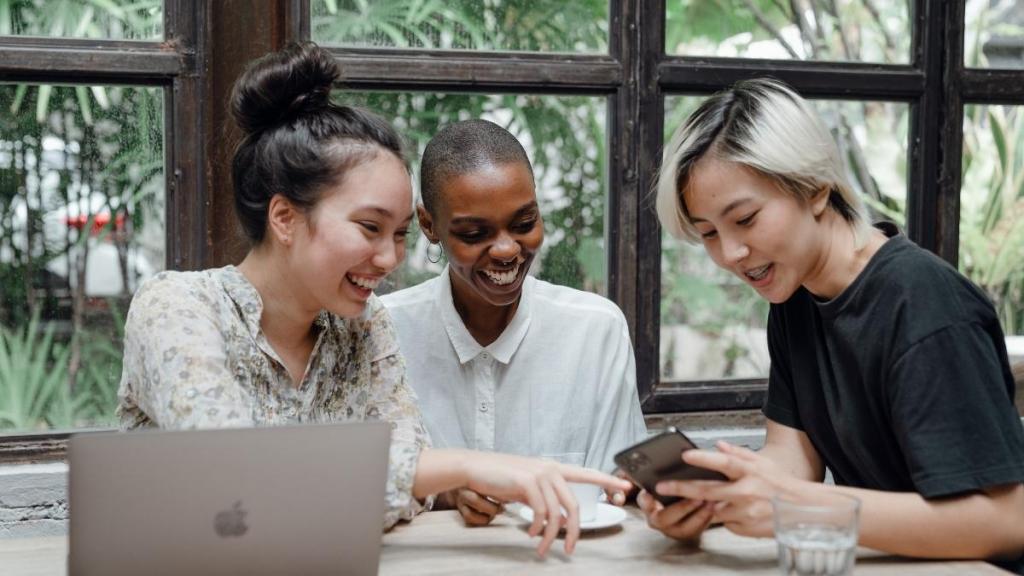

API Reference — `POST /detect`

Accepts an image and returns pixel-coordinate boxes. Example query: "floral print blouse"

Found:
[117,265,431,529]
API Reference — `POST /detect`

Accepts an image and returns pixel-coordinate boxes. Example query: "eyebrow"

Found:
[690,198,753,223]
[449,201,539,226]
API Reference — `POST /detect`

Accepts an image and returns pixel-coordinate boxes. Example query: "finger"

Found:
[607,490,626,506]
[681,450,751,480]
[637,490,663,516]
[551,476,580,555]
[649,497,704,530]
[462,491,502,517]
[458,502,495,526]
[655,478,728,501]
[557,466,633,494]
[522,483,547,539]
[716,440,758,461]
[537,479,564,557]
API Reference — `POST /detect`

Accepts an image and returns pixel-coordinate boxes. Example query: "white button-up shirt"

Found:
[382,267,648,472]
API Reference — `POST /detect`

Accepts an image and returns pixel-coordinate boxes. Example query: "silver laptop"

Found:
[69,422,391,576]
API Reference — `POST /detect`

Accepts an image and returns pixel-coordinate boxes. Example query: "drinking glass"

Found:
[772,493,861,576]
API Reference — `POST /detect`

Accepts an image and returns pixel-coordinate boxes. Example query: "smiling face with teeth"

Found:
[684,158,834,304]
[282,151,414,318]
[418,161,543,328]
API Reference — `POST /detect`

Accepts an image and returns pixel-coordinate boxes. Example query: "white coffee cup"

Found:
[568,482,601,523]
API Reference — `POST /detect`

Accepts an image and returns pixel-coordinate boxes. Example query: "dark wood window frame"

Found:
[0,0,206,461]
[3,0,1018,462]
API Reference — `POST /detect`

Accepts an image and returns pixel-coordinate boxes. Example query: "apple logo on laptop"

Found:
[214,500,249,537]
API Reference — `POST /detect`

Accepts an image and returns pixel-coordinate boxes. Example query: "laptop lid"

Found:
[69,422,390,576]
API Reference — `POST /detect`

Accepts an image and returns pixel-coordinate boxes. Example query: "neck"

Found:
[449,274,520,347]
[803,214,886,300]
[237,247,318,348]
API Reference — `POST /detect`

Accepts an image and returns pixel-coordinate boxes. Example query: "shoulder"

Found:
[128,269,224,322]
[870,237,996,324]
[379,276,438,312]
[531,278,629,334]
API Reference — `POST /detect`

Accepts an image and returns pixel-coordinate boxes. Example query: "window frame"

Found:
[0,0,206,461]
[3,0,1018,463]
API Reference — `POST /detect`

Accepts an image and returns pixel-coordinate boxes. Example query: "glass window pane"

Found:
[660,95,908,381]
[312,0,608,53]
[0,0,162,41]
[666,0,910,64]
[961,104,1024,341]
[341,92,607,296]
[966,0,1024,68]
[0,83,165,432]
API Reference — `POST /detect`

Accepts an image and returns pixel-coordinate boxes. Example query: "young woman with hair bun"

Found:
[117,42,628,557]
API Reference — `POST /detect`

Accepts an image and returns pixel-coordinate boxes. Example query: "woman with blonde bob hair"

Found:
[645,78,1024,571]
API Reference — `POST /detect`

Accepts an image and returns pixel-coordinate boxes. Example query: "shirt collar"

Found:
[216,265,333,340]
[436,266,534,365]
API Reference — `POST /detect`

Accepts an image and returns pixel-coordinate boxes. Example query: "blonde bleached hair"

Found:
[656,78,871,246]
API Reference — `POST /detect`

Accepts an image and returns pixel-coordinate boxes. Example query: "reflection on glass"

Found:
[966,0,1024,68]
[961,105,1024,337]
[666,0,909,64]
[0,0,162,41]
[0,83,165,431]
[312,0,608,53]
[660,95,908,381]
[341,91,607,296]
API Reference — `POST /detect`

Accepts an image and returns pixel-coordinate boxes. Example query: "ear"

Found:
[416,204,440,244]
[810,185,831,217]
[267,194,302,246]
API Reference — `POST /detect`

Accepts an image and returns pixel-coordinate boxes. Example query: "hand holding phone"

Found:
[613,428,727,506]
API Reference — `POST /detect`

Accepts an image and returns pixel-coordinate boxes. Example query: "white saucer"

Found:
[517,502,627,531]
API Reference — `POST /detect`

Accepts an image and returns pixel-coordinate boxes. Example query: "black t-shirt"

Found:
[763,223,1024,569]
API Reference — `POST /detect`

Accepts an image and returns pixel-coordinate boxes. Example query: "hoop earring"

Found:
[426,242,444,264]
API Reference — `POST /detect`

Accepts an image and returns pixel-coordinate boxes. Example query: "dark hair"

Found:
[230,41,407,244]
[419,119,533,215]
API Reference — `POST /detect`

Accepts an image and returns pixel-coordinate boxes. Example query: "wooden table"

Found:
[1,508,1010,575]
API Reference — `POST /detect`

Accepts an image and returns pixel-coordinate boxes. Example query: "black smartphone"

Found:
[613,427,727,506]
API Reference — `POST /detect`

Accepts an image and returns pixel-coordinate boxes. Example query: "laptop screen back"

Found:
[69,422,390,576]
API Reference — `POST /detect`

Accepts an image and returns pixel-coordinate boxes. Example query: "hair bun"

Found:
[230,42,341,136]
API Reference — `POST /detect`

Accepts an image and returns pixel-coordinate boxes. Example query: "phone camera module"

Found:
[625,451,650,473]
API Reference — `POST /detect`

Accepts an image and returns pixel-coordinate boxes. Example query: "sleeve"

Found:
[762,304,803,430]
[363,300,434,530]
[887,322,1024,498]
[584,313,649,473]
[117,275,255,430]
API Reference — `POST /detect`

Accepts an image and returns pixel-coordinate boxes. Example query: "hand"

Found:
[654,441,805,538]
[460,452,633,557]
[452,488,504,526]
[637,488,714,543]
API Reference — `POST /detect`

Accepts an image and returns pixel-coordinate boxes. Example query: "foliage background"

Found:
[1,0,1021,431]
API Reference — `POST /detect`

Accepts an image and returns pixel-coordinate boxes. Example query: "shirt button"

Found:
[479,403,488,413]
[481,352,490,361]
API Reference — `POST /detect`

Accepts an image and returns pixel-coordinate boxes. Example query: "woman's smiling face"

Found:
[425,161,544,309]
[684,158,828,304]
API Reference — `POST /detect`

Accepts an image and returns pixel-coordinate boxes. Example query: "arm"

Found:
[668,442,1024,561]
[758,419,824,482]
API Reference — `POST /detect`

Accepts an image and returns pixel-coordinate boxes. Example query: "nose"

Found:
[489,232,521,262]
[371,237,403,272]
[720,232,749,265]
